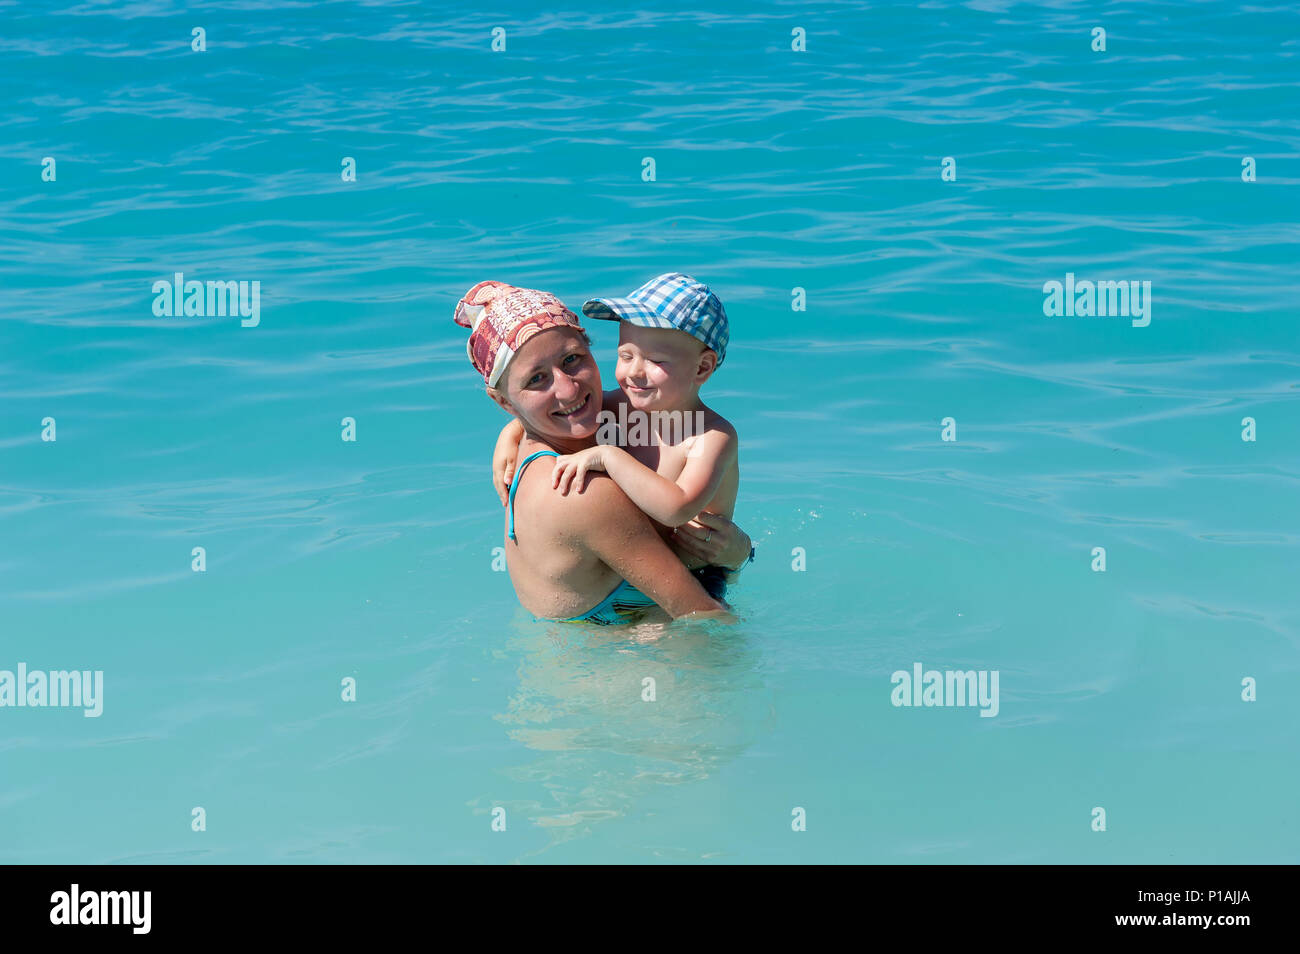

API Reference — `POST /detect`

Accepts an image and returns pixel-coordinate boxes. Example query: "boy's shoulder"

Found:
[696,402,737,441]
[673,403,736,469]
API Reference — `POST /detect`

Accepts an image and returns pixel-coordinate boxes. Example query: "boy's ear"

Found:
[694,348,718,382]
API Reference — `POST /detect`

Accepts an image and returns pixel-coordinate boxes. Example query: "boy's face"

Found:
[615,323,715,411]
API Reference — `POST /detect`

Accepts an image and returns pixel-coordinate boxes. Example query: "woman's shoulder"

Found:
[515,459,638,541]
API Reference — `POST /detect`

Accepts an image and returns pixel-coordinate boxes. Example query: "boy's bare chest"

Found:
[624,439,691,480]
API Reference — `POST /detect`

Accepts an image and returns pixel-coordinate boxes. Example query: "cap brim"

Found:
[581,297,664,326]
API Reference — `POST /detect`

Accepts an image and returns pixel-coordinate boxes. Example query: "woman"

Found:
[454,280,751,625]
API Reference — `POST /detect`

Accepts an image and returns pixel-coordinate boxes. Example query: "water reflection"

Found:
[493,614,773,854]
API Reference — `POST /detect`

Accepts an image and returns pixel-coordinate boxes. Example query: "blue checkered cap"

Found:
[582,272,729,366]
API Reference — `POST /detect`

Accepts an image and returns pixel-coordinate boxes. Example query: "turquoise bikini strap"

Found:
[507,450,560,542]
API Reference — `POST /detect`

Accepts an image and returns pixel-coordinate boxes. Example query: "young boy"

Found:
[491,272,750,598]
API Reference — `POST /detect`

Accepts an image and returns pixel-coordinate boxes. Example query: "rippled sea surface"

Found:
[2,1,1297,863]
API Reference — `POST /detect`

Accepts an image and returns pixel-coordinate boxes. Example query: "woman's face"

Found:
[492,327,603,441]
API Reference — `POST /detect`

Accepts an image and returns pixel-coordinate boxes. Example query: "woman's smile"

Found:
[552,392,592,418]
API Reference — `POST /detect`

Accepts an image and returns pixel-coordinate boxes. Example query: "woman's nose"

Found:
[554,369,582,399]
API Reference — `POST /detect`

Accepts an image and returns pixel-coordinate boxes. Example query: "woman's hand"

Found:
[671,511,751,570]
[551,446,608,495]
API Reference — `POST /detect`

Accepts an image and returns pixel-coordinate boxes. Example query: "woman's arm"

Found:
[561,476,733,621]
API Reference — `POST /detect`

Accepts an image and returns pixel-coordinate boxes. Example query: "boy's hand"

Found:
[493,445,519,507]
[551,446,608,496]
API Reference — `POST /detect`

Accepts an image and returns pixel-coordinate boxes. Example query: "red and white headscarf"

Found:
[453,281,585,388]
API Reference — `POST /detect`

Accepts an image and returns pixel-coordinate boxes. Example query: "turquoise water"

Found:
[2,1,1298,863]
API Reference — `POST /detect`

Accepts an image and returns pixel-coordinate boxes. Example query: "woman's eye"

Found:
[564,353,580,365]
[527,374,543,386]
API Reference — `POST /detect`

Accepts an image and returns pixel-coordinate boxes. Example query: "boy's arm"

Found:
[560,477,732,621]
[491,418,526,506]
[556,428,736,528]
